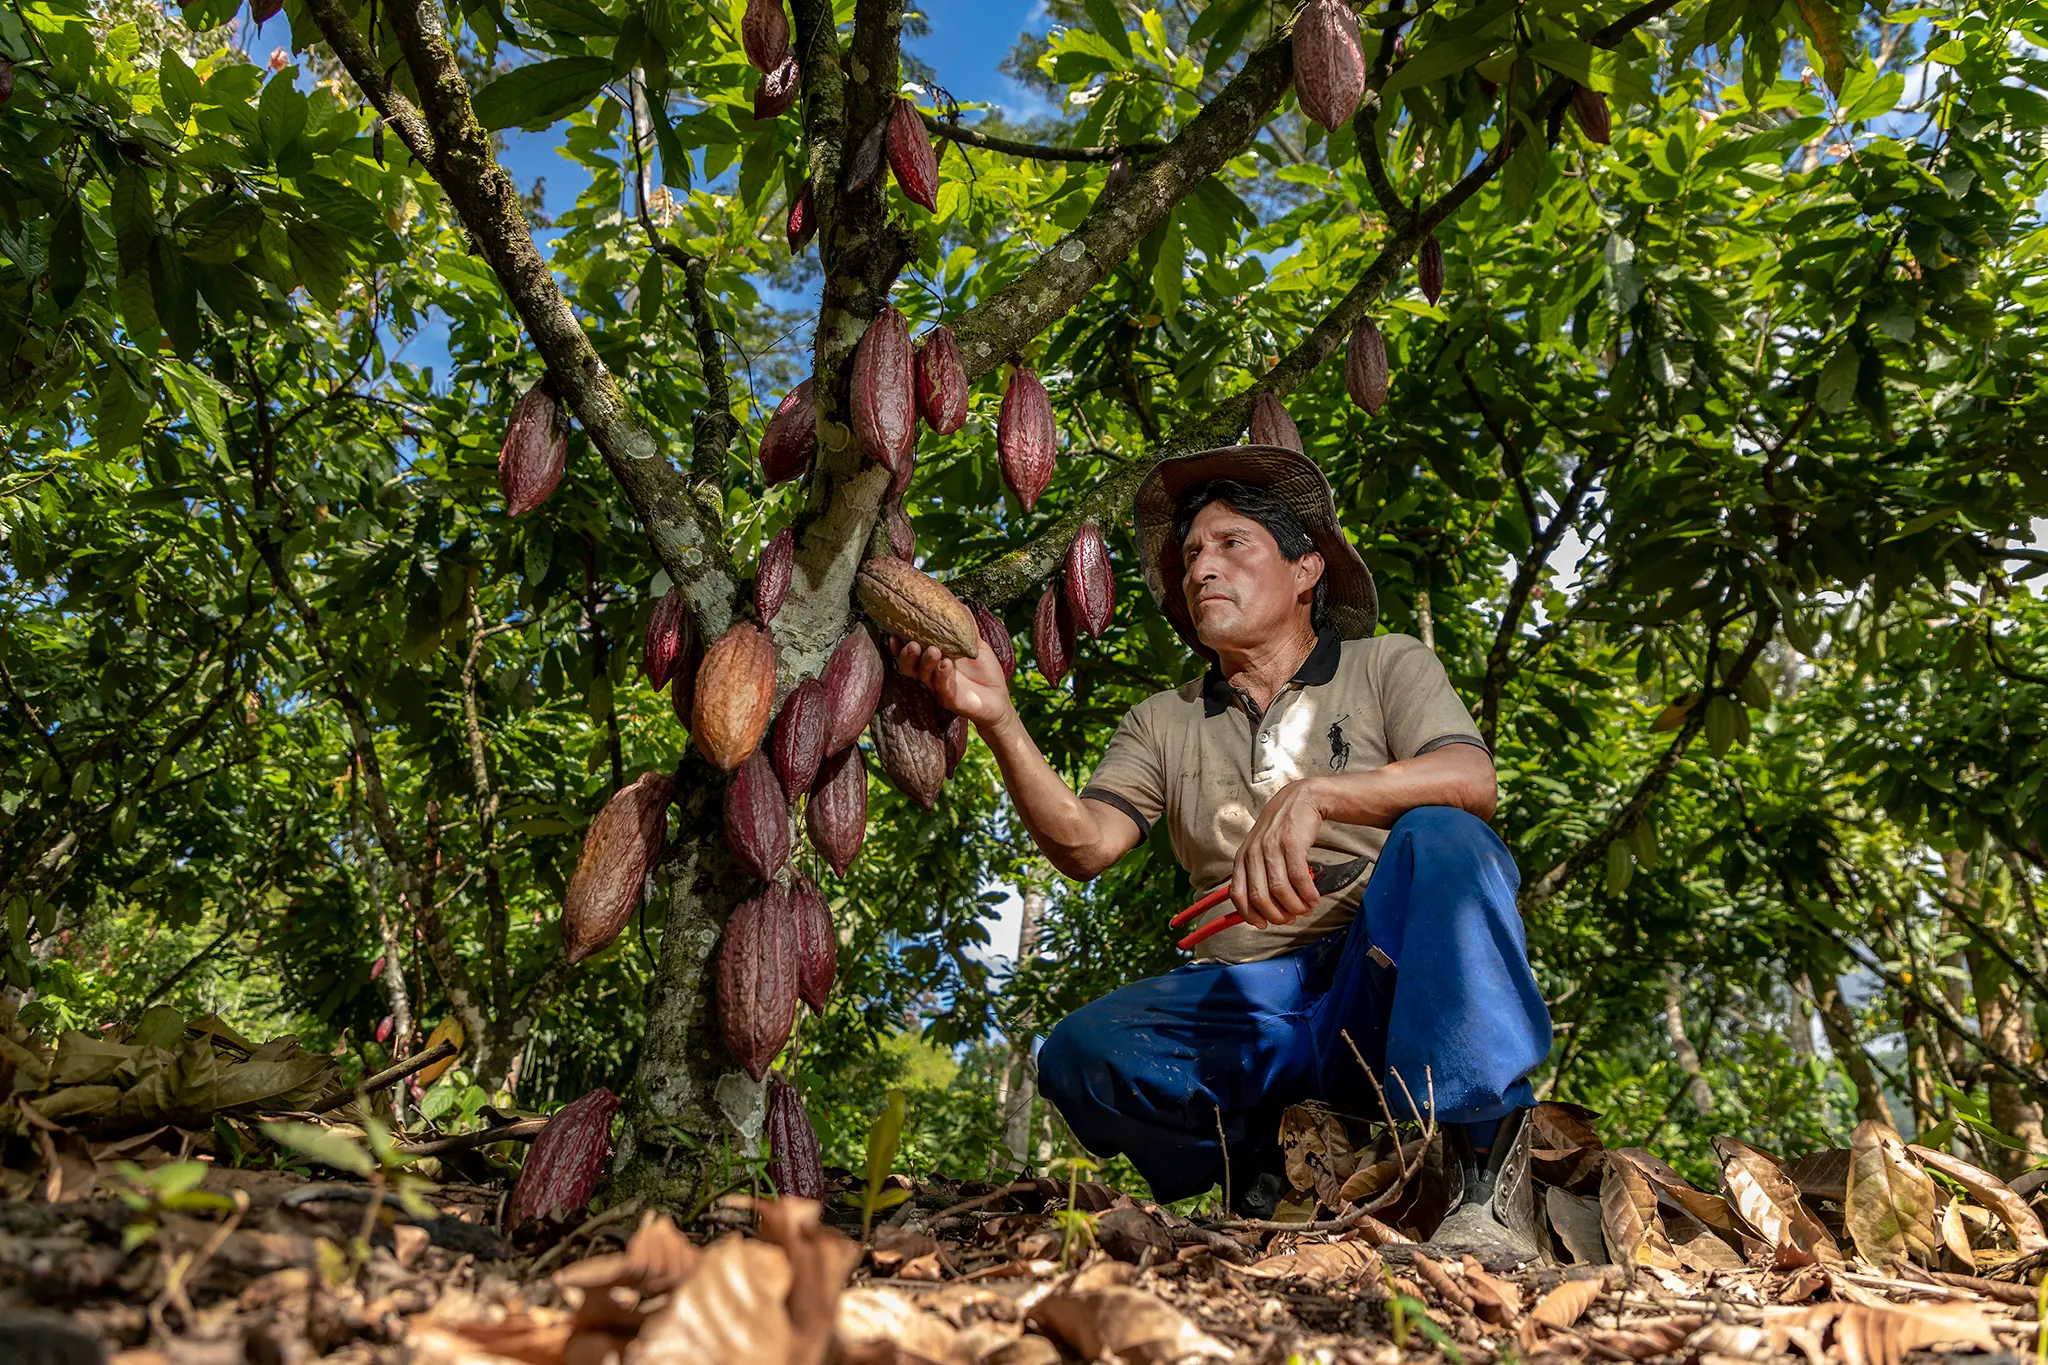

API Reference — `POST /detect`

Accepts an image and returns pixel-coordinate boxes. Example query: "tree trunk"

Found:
[1787,973,1817,1058]
[1663,965,1714,1115]
[1963,865,2047,1171]
[1814,974,1896,1128]
[1000,877,1049,1167]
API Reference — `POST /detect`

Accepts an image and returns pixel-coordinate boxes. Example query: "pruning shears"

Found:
[1169,852,1374,951]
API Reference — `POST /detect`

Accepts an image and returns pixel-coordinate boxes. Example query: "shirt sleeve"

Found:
[1079,702,1167,842]
[1373,634,1488,761]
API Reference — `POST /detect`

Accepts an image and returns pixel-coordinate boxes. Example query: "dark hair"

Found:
[1172,478,1329,629]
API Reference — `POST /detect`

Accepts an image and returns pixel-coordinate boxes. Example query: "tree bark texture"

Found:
[1815,974,1897,1129]
[1663,965,1714,1115]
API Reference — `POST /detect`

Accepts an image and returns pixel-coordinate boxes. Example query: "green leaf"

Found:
[472,56,615,131]
[1524,39,1655,107]
[259,71,308,160]
[1606,841,1634,896]
[1084,0,1132,58]
[159,46,201,121]
[1203,0,1262,75]
[1380,35,1503,102]
[286,220,352,310]
[118,269,161,354]
[182,200,264,265]
[49,200,88,310]
[518,0,619,36]
[636,254,664,329]
[262,1122,375,1175]
[1791,0,1848,93]
[1816,344,1859,414]
[863,1087,906,1235]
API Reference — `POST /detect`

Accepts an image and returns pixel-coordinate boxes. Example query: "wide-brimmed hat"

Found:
[1134,445,1378,662]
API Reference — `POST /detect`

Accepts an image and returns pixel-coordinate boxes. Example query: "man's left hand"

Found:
[1230,777,1328,929]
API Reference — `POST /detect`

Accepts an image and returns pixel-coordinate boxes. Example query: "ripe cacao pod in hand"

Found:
[856,557,979,658]
[852,306,917,477]
[998,365,1056,512]
[969,599,1016,679]
[1345,317,1389,416]
[1418,233,1444,305]
[914,325,969,435]
[725,749,790,882]
[562,772,675,966]
[760,380,816,487]
[1571,84,1611,144]
[1035,579,1076,687]
[1248,392,1303,452]
[786,179,816,255]
[1293,0,1365,129]
[821,629,885,754]
[1065,522,1115,638]
[718,884,799,1081]
[755,525,795,623]
[741,0,790,70]
[789,873,835,1012]
[642,587,689,691]
[806,742,868,876]
[884,499,916,561]
[500,378,569,517]
[765,1075,824,1200]
[693,623,777,770]
[887,96,940,211]
[773,677,827,801]
[870,670,948,809]
[507,1087,620,1226]
[753,55,801,120]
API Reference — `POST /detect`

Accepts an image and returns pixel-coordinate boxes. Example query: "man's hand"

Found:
[894,636,1013,730]
[1230,776,1329,929]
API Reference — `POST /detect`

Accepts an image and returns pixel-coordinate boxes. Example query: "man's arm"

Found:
[1229,743,1498,929]
[894,639,1143,881]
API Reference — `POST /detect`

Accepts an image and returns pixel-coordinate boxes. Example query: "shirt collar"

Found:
[1202,628,1344,717]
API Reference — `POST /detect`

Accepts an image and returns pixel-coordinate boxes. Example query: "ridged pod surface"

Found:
[755,526,794,623]
[887,97,940,211]
[844,116,889,193]
[820,629,884,754]
[870,671,948,809]
[851,306,916,477]
[669,628,703,730]
[724,749,790,882]
[789,873,835,1012]
[507,1088,620,1226]
[806,742,868,876]
[1035,580,1076,687]
[1345,317,1389,416]
[772,677,827,801]
[765,1076,824,1201]
[1292,0,1365,129]
[561,773,674,966]
[969,600,1016,678]
[1418,234,1444,305]
[855,558,979,658]
[499,379,568,517]
[760,380,815,487]
[942,709,970,776]
[914,326,969,435]
[752,55,801,120]
[741,0,790,70]
[1571,85,1611,144]
[1248,393,1303,452]
[642,588,688,690]
[692,623,777,770]
[717,885,799,1081]
[1065,523,1115,638]
[885,499,916,562]
[998,366,1056,512]
[786,179,816,254]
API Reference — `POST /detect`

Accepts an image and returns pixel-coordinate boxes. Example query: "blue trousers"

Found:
[1037,806,1551,1203]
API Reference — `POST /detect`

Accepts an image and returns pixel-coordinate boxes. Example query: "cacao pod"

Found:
[856,557,979,658]
[789,873,835,1012]
[1418,233,1444,305]
[760,379,816,487]
[692,623,777,770]
[643,587,688,690]
[561,771,675,966]
[752,55,801,120]
[724,748,790,882]
[772,677,827,801]
[844,114,889,193]
[755,525,794,623]
[998,366,1056,512]
[870,671,948,809]
[1345,317,1389,416]
[1248,392,1303,452]
[499,378,569,517]
[942,708,970,776]
[670,625,703,730]
[1570,84,1611,144]
[717,884,799,1080]
[806,742,868,877]
[251,0,283,21]
[741,0,790,71]
[969,599,1016,679]
[786,179,816,255]
[1034,579,1076,687]
[914,325,969,435]
[1103,154,1132,197]
[889,444,917,499]
[507,1087,620,1226]
[1293,0,1365,129]
[821,629,885,754]
[1065,522,1115,638]
[765,1075,825,1201]
[375,1014,393,1043]
[887,97,940,211]
[851,306,917,477]
[885,498,916,561]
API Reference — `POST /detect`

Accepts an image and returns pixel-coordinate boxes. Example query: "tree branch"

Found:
[921,111,1162,162]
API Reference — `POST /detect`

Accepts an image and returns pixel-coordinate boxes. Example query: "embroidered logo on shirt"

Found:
[1327,716,1351,771]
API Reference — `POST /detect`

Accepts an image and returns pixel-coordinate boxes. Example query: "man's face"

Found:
[1180,500,1324,652]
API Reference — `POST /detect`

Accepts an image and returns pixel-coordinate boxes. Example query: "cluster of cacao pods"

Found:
[744,0,800,121]
[1023,522,1115,687]
[1293,0,1365,129]
[499,377,569,517]
[715,874,843,1080]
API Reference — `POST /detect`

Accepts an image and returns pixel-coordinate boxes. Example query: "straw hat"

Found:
[1133,445,1378,661]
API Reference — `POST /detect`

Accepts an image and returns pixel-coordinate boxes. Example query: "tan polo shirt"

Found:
[1078,630,1488,964]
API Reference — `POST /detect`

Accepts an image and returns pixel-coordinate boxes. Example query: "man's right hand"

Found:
[894,636,1013,730]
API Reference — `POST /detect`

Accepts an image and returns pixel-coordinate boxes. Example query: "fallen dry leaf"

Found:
[1908,1143,2048,1253]
[1529,1274,1605,1330]
[1027,1285,1235,1363]
[557,1212,701,1297]
[1409,1252,1475,1313]
[1240,1239,1383,1283]
[1941,1198,1977,1270]
[1773,1299,2000,1365]
[1843,1120,1939,1270]
[1460,1254,1523,1325]
[754,1196,860,1365]
[1601,1152,1682,1270]
[627,1233,791,1365]
[1611,1147,1744,1241]
[1665,1208,1745,1272]
[1781,1148,1852,1202]
[1713,1135,1839,1267]
[1548,1186,1610,1266]
[1280,1102,1358,1207]
[835,1286,963,1365]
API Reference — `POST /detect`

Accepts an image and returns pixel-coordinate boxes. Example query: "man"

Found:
[896,444,1552,1255]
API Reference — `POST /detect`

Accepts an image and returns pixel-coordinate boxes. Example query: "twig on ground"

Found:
[396,1117,549,1157]
[309,1039,457,1114]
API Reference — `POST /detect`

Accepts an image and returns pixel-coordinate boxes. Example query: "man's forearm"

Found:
[978,709,1136,879]
[1304,743,1498,827]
